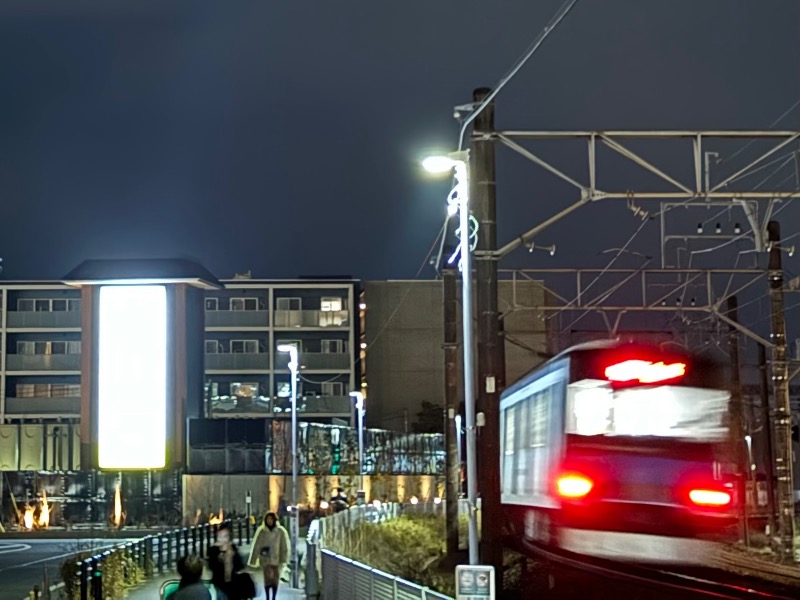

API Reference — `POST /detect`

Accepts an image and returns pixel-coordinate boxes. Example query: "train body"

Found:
[500,340,739,565]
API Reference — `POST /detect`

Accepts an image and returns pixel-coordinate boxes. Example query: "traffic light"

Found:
[792,424,798,443]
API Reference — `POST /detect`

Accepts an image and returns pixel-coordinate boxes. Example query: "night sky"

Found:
[0,0,797,285]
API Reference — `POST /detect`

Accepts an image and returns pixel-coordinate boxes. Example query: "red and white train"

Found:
[500,340,739,565]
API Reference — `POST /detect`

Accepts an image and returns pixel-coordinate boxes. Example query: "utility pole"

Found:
[758,343,777,542]
[766,220,796,562]
[443,266,460,557]
[471,86,504,577]
[726,295,748,546]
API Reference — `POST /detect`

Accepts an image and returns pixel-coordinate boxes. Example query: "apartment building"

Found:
[0,282,83,423]
[203,278,360,425]
[0,278,359,428]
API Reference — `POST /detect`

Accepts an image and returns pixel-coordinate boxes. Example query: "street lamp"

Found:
[349,391,366,501]
[277,344,300,588]
[422,149,479,565]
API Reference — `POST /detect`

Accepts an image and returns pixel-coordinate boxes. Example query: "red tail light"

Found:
[557,473,594,499]
[604,359,687,384]
[688,489,731,507]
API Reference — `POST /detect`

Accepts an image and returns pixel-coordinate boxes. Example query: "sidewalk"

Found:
[126,543,305,599]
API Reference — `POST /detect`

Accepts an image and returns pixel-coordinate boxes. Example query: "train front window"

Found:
[566,379,729,440]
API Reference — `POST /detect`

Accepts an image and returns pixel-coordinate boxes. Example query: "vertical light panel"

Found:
[97,285,167,469]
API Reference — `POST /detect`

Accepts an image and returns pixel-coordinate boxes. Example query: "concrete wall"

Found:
[363,280,549,430]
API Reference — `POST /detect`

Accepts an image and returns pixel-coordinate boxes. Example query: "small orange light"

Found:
[688,489,731,507]
[557,474,593,498]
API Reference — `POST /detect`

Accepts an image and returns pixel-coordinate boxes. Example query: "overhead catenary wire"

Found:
[457,0,580,150]
[719,97,800,166]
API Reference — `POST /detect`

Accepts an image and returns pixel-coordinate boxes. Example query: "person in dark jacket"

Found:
[208,523,255,600]
[175,554,228,600]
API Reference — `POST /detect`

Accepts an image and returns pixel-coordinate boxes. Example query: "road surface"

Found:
[0,538,137,599]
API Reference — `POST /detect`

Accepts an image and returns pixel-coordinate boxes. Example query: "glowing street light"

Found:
[277,344,300,588]
[349,391,366,501]
[422,149,479,565]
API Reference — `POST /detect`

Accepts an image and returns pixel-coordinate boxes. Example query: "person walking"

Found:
[248,512,290,600]
[208,522,255,599]
[174,554,228,600]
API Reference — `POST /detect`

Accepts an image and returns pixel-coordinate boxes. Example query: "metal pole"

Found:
[726,295,748,547]
[472,86,504,575]
[766,221,797,562]
[289,350,300,588]
[443,265,461,556]
[758,343,777,540]
[456,153,480,566]
[358,398,365,494]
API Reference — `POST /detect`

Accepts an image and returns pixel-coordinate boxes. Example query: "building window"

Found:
[320,297,343,312]
[17,299,35,312]
[321,339,344,353]
[205,340,220,354]
[231,382,259,398]
[16,341,81,355]
[230,297,258,311]
[15,298,80,312]
[322,382,343,397]
[205,298,219,311]
[15,383,81,398]
[231,339,259,354]
[277,297,301,310]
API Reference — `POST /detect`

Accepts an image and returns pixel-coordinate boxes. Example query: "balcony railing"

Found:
[6,354,82,372]
[205,310,269,328]
[205,353,269,371]
[6,311,81,329]
[275,352,351,371]
[273,395,353,415]
[210,395,353,417]
[4,397,81,415]
[273,310,350,328]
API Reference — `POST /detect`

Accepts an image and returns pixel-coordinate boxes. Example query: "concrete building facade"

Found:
[361,279,551,431]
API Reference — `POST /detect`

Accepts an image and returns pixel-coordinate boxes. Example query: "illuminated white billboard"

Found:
[97,285,168,469]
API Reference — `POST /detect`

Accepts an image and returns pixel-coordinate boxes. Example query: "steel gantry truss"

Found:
[475,130,800,263]
[499,267,770,345]
[471,129,799,561]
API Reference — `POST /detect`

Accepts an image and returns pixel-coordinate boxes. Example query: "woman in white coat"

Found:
[248,512,290,600]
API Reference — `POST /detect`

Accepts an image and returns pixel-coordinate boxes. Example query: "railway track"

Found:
[505,537,798,599]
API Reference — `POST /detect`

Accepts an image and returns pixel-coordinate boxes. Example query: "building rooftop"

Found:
[63,258,222,290]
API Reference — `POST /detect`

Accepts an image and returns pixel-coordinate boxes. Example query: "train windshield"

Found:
[565,379,729,441]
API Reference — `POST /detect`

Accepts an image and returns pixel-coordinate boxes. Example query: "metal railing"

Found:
[71,517,254,600]
[304,504,454,600]
[320,551,453,600]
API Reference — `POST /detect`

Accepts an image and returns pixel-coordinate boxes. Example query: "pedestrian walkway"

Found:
[126,543,305,599]
[126,569,304,599]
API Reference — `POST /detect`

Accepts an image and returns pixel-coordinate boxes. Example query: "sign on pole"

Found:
[455,565,495,600]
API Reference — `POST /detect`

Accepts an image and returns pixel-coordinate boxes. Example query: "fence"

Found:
[66,517,254,600]
[304,503,455,600]
[320,551,453,600]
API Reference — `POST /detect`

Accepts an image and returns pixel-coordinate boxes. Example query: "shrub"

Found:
[60,547,144,600]
[341,515,454,595]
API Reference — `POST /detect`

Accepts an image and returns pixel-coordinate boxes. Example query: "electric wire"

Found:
[719,97,800,166]
[457,0,581,150]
